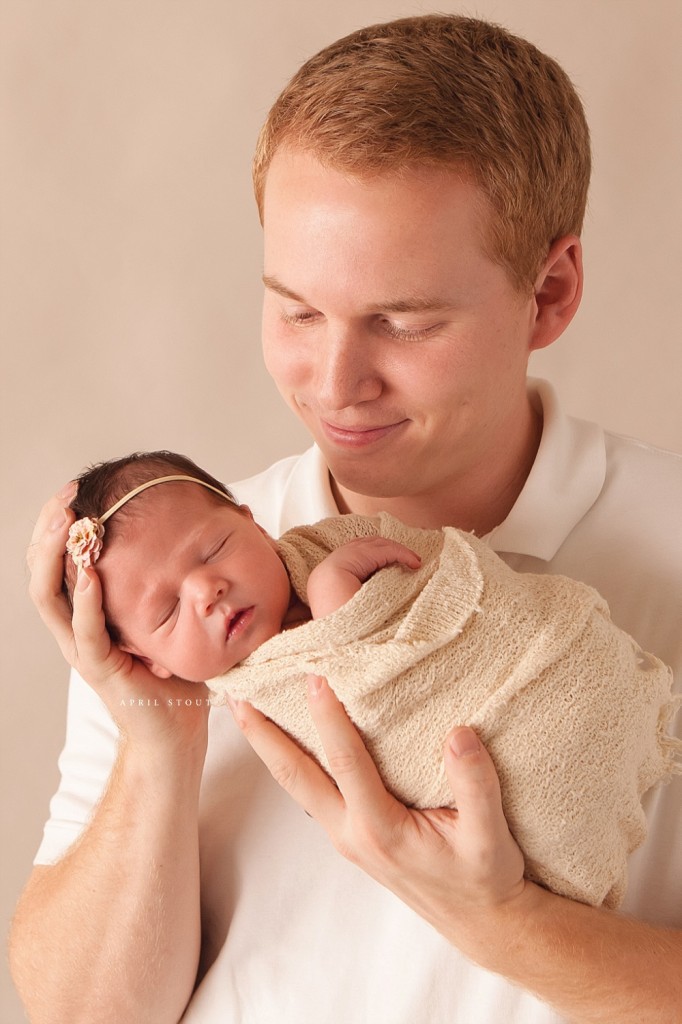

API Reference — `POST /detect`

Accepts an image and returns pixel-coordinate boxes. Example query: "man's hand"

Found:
[27,482,208,749]
[14,483,208,1024]
[230,675,682,1024]
[230,673,525,926]
[307,537,421,619]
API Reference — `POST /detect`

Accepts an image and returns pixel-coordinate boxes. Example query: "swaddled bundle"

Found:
[209,513,680,908]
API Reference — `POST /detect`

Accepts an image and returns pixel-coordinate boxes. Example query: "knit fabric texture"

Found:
[208,513,680,908]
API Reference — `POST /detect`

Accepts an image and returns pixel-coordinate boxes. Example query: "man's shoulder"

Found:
[603,429,682,500]
[230,452,305,500]
[228,446,337,536]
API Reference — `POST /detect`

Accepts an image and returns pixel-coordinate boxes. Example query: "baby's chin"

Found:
[174,668,220,684]
[176,660,238,683]
[148,661,219,684]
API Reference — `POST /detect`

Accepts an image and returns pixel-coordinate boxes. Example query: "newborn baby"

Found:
[63,450,680,909]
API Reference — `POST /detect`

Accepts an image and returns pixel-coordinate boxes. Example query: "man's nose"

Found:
[315,328,382,411]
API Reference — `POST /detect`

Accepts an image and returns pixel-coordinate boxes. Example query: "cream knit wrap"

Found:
[208,513,680,908]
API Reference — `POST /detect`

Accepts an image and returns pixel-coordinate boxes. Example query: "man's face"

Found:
[261,149,542,527]
[97,486,292,682]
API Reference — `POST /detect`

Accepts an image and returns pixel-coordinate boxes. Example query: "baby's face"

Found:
[96,485,292,681]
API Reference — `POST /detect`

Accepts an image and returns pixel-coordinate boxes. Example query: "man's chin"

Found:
[328,464,408,507]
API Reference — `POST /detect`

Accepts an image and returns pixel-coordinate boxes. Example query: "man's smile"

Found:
[318,418,410,448]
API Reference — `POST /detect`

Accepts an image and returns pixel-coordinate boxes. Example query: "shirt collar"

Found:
[484,379,606,560]
[284,379,606,563]
[275,446,340,535]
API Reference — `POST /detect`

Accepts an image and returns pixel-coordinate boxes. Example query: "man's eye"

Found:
[280,309,320,326]
[381,320,439,342]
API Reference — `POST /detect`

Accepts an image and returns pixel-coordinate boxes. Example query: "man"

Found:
[11,15,682,1023]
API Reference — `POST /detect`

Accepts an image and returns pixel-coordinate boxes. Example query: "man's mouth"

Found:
[319,418,409,448]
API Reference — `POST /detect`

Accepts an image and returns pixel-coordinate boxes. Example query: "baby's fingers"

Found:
[382,540,422,570]
[356,538,422,576]
[340,537,422,580]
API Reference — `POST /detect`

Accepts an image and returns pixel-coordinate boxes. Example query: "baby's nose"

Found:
[191,574,227,615]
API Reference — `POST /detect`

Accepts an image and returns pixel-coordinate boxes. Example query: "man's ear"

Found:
[529,235,583,353]
[120,644,173,679]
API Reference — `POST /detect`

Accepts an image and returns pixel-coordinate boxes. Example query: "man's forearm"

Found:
[436,881,682,1024]
[9,735,206,1024]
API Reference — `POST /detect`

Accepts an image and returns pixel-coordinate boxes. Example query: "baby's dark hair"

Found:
[63,451,240,627]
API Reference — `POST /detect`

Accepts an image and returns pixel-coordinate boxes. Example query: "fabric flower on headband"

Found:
[66,517,105,570]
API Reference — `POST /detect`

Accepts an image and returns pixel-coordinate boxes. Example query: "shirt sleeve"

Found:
[33,668,118,864]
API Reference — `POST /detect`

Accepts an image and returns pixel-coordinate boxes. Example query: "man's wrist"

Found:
[116,719,209,782]
[432,879,550,971]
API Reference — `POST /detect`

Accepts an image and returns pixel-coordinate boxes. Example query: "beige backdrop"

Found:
[2,1,680,1019]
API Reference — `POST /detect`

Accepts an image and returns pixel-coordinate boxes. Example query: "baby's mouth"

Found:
[225,607,254,641]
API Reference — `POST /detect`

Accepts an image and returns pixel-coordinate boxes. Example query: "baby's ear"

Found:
[147,661,173,680]
[120,644,173,679]
[240,503,271,539]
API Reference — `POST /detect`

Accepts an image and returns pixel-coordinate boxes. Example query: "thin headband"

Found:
[66,474,232,571]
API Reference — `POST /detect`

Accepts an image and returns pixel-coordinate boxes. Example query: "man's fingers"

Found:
[27,491,77,648]
[231,697,344,822]
[26,481,77,564]
[237,695,525,910]
[443,728,504,822]
[231,679,397,847]
[27,487,125,683]
[442,726,525,888]
[70,568,120,675]
[306,675,395,816]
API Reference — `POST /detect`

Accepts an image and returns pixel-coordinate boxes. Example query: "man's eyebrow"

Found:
[373,297,452,314]
[262,274,451,313]
[262,275,304,302]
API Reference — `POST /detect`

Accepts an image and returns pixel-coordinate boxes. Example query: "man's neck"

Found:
[331,404,543,536]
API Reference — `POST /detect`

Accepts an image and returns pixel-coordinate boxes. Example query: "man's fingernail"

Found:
[449,728,481,757]
[307,675,324,697]
[76,568,91,591]
[226,696,245,727]
[58,481,77,500]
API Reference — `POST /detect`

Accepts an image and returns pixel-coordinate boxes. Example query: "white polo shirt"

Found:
[35,380,682,1024]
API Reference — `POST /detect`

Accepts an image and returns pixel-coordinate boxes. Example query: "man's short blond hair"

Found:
[253,14,591,292]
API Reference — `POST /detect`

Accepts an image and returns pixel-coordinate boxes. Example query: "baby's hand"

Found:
[307,537,421,619]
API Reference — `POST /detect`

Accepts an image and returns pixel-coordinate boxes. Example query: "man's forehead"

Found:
[262,149,490,248]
